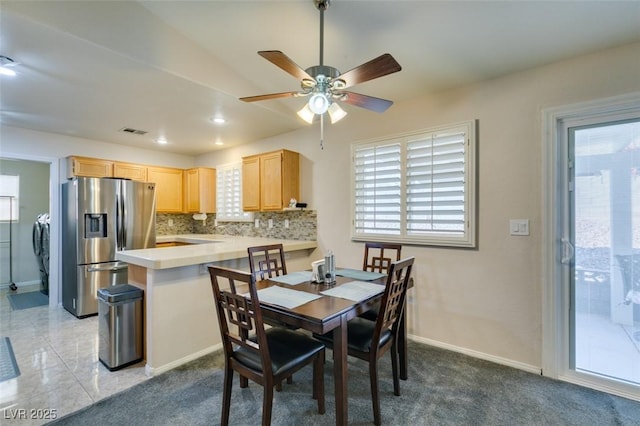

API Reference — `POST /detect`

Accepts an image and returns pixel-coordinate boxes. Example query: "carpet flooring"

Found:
[7,291,48,310]
[0,337,20,383]
[48,341,640,425]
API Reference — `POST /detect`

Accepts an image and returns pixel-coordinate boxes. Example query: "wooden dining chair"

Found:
[208,266,326,426]
[247,243,300,389]
[316,257,414,426]
[363,242,402,274]
[248,243,287,281]
[360,242,403,321]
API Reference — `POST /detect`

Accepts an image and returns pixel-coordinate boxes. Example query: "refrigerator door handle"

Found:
[121,184,127,250]
[116,182,125,250]
[87,263,128,273]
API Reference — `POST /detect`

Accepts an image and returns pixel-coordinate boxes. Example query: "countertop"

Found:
[115,234,317,270]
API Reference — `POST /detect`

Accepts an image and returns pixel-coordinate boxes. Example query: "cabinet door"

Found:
[242,156,261,211]
[184,168,216,213]
[114,162,147,181]
[260,151,284,211]
[147,167,184,213]
[67,156,113,179]
[280,150,300,207]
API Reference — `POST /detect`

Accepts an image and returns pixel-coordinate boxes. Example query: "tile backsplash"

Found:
[156,210,316,241]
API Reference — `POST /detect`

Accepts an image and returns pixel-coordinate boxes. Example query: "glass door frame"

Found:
[542,92,640,401]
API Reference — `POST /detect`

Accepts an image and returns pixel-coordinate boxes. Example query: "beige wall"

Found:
[1,41,639,370]
[198,41,640,369]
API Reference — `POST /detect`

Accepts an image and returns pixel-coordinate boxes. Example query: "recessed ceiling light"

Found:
[157,137,168,145]
[215,140,224,146]
[211,117,225,124]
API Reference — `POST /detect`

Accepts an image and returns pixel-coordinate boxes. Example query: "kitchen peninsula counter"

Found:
[117,234,317,269]
[115,235,317,377]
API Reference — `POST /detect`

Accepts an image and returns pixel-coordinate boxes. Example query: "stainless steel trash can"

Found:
[98,284,143,371]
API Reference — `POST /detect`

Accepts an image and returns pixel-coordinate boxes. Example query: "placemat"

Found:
[255,286,322,309]
[335,268,386,281]
[321,280,385,302]
[266,271,313,285]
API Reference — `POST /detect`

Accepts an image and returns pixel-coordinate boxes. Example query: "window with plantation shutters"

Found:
[216,163,254,222]
[0,175,19,222]
[351,120,477,247]
[354,142,402,235]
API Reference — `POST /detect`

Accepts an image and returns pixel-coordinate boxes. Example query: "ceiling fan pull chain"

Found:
[320,114,325,150]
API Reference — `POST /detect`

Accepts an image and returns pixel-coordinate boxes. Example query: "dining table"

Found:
[254,268,410,426]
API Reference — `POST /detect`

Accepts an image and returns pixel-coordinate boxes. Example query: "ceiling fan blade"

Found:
[337,54,401,88]
[258,50,314,82]
[240,91,300,102]
[339,91,394,113]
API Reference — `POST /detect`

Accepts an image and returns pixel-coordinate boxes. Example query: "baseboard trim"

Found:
[145,343,223,377]
[408,334,542,375]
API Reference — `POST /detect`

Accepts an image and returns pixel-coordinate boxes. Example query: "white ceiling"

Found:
[1,1,639,156]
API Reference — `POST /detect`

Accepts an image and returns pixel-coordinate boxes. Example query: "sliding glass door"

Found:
[569,119,640,386]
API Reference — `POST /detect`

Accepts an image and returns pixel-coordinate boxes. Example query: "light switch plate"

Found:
[284,219,289,228]
[510,219,529,236]
[254,219,260,228]
[268,219,273,228]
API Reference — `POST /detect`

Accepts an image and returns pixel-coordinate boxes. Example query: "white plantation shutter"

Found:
[354,142,402,235]
[216,163,253,222]
[352,121,476,247]
[406,130,466,236]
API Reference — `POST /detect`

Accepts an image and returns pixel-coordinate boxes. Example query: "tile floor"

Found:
[0,286,149,425]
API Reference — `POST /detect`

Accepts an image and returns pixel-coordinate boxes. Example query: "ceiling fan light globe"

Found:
[328,102,347,124]
[308,92,329,114]
[0,66,16,77]
[297,104,315,124]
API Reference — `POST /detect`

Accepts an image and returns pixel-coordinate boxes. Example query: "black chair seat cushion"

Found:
[359,301,381,321]
[234,328,324,376]
[317,317,392,353]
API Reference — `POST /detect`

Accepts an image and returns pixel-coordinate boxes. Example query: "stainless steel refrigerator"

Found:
[62,177,156,317]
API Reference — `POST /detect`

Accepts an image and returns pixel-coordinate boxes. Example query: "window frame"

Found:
[0,174,20,222]
[350,120,477,248]
[215,162,254,223]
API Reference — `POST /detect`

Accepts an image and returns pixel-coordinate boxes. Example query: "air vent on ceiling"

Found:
[119,127,148,135]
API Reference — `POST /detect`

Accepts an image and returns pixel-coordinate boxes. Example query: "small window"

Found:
[0,174,19,222]
[216,163,253,222]
[352,120,477,248]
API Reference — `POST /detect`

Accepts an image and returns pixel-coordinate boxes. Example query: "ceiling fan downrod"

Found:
[315,0,330,67]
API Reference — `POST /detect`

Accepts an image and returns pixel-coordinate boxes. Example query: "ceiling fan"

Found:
[239,0,401,132]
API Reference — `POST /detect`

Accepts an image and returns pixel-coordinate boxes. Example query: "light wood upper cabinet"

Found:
[184,167,216,213]
[242,149,299,212]
[113,162,147,181]
[67,156,147,181]
[147,166,184,213]
[242,155,261,212]
[67,156,113,179]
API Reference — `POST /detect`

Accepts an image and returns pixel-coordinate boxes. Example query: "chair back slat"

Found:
[208,266,271,374]
[363,242,402,274]
[248,244,287,280]
[375,257,414,342]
